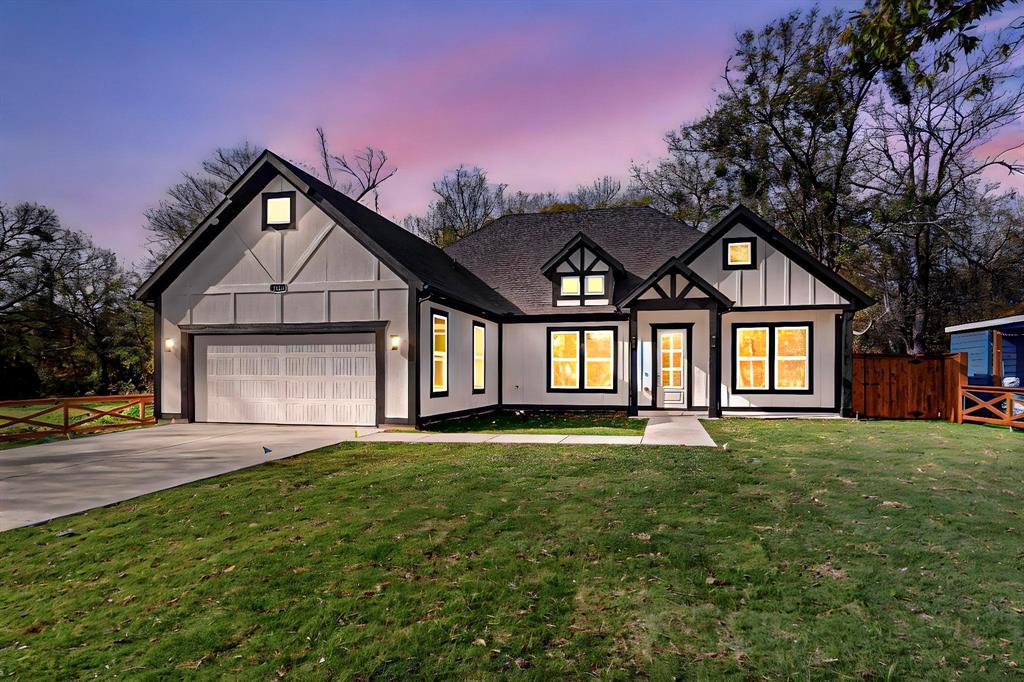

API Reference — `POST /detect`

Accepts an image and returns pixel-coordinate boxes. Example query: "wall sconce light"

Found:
[389,335,401,351]
[164,338,175,353]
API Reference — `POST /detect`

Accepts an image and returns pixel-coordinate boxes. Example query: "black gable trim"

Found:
[618,257,733,309]
[540,231,625,275]
[678,204,875,311]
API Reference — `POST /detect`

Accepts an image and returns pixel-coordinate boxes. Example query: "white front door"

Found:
[196,333,377,426]
[656,329,687,408]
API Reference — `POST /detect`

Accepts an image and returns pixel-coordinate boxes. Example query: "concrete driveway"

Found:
[0,422,370,532]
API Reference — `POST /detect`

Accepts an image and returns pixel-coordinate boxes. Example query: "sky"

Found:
[1,0,1017,268]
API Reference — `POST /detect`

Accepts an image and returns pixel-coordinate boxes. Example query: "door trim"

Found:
[650,323,694,410]
[181,323,386,426]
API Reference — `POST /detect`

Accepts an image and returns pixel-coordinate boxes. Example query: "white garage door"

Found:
[195,333,376,426]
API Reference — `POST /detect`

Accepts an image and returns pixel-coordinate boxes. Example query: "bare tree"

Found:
[856,29,1024,353]
[630,137,735,229]
[567,177,622,208]
[316,128,397,211]
[406,166,506,247]
[0,202,64,320]
[143,142,261,273]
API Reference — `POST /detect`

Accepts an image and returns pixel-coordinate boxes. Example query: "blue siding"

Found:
[1004,335,1020,379]
[950,330,992,382]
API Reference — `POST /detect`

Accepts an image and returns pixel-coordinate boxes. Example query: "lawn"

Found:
[426,409,647,435]
[0,420,1022,679]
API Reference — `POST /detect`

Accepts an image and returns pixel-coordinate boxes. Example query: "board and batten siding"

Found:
[501,321,630,407]
[158,175,410,421]
[689,223,848,308]
[418,302,500,417]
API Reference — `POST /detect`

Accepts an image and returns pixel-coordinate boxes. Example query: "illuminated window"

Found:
[584,330,614,390]
[549,327,616,391]
[431,311,448,396]
[660,331,684,388]
[560,276,581,296]
[774,326,809,390]
[735,327,769,390]
[723,238,755,269]
[263,191,295,229]
[585,275,605,295]
[472,322,486,393]
[550,330,580,389]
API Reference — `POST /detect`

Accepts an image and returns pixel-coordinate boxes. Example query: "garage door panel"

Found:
[196,333,376,426]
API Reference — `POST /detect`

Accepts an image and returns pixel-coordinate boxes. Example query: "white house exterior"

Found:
[136,150,874,427]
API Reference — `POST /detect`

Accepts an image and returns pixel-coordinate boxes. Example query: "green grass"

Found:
[426,410,647,435]
[1,420,1022,678]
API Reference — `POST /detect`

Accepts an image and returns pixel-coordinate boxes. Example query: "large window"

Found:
[733,322,812,393]
[431,310,448,397]
[548,327,616,392]
[723,237,756,269]
[472,322,486,393]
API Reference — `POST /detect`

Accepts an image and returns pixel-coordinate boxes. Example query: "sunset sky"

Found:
[2,0,1019,266]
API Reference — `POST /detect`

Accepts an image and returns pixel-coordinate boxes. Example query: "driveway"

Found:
[0,423,369,532]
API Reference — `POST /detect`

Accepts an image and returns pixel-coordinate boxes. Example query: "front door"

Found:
[656,328,687,408]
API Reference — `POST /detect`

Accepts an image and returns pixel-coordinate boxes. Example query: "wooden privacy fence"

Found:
[0,394,155,443]
[852,353,965,421]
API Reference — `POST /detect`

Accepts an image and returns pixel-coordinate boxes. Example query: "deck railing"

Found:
[958,385,1024,429]
[0,394,155,443]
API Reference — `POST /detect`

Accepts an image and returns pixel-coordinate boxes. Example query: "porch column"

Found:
[627,308,638,416]
[708,303,722,418]
[840,310,854,417]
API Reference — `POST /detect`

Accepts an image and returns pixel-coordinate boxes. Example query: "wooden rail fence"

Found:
[0,394,155,443]
[959,385,1024,429]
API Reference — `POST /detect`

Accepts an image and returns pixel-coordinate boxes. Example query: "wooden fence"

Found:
[959,384,1024,429]
[852,353,966,421]
[0,394,155,443]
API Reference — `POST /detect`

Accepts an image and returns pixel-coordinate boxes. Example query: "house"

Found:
[946,311,1024,386]
[134,150,874,427]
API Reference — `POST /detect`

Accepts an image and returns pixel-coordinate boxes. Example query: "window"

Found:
[550,330,580,389]
[732,322,813,393]
[585,275,605,295]
[774,326,809,390]
[560,276,581,296]
[431,310,448,396]
[735,327,769,390]
[723,237,756,269]
[548,327,617,392]
[263,191,295,229]
[472,322,486,393]
[584,330,614,389]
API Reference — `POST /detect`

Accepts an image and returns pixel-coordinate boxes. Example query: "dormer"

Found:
[541,232,624,307]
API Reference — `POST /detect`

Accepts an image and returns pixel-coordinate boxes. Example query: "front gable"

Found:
[681,206,873,310]
[620,257,733,310]
[542,233,624,307]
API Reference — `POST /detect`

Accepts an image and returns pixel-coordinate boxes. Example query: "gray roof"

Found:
[444,207,704,315]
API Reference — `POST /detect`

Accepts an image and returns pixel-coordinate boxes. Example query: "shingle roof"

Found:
[443,207,704,315]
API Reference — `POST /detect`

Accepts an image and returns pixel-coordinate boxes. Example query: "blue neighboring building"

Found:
[946,313,1024,385]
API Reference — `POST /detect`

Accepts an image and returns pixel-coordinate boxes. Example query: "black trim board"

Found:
[546,325,619,394]
[153,296,162,420]
[678,204,874,310]
[650,323,694,410]
[178,322,387,334]
[730,321,815,395]
[722,406,839,414]
[619,256,733,309]
[540,231,625,275]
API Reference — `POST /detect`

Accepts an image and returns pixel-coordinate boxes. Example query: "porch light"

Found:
[164,338,175,353]
[390,335,401,350]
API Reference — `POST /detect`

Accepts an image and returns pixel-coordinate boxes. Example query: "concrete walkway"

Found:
[0,423,370,531]
[640,415,717,446]
[357,431,644,445]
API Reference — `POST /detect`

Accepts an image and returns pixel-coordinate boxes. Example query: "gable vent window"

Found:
[723,238,756,269]
[263,191,296,230]
[560,276,581,296]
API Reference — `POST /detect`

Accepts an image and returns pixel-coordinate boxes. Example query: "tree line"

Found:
[2,0,1020,399]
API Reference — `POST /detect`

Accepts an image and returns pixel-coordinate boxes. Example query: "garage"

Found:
[193,333,378,426]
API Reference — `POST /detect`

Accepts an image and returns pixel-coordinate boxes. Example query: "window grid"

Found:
[472,322,486,393]
[431,312,448,396]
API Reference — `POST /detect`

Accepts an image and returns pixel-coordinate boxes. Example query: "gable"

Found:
[680,207,873,310]
[161,175,404,326]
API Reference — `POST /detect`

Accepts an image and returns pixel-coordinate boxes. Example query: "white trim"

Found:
[560,275,581,296]
[945,314,1024,333]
